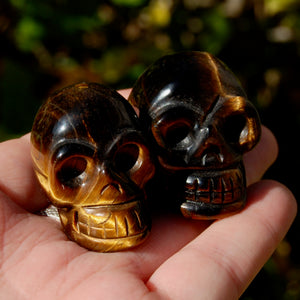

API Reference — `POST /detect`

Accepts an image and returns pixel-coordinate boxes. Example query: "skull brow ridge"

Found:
[202,95,224,125]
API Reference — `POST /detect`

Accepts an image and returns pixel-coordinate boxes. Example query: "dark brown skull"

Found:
[31,82,155,251]
[129,52,261,219]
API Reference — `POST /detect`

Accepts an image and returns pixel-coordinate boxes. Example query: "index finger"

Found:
[146,180,297,299]
[244,125,278,186]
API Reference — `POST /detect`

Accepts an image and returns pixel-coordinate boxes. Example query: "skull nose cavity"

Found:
[100,183,122,195]
[201,146,224,166]
[100,183,123,204]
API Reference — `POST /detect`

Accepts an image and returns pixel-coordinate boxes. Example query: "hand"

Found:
[0,90,296,299]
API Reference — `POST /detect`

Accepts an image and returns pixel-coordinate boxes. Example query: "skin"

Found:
[0,89,297,300]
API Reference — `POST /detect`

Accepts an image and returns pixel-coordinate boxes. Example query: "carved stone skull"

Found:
[31,82,155,251]
[129,52,261,219]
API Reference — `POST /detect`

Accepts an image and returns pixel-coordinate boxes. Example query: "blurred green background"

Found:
[0,0,299,298]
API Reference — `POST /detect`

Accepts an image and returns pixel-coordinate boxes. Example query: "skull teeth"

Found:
[74,201,147,239]
[185,169,244,205]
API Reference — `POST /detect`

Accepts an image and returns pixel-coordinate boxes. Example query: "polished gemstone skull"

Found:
[128,51,261,219]
[31,82,155,251]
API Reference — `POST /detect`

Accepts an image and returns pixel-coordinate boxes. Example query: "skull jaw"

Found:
[180,195,246,220]
[64,226,150,252]
[181,165,246,220]
[58,200,150,252]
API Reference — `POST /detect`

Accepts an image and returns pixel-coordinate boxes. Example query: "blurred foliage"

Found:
[0,0,300,298]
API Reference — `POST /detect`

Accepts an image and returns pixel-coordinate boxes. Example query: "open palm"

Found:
[0,121,296,299]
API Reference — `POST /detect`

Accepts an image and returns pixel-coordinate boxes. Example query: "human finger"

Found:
[146,180,296,299]
[118,88,131,99]
[0,134,49,212]
[244,126,278,186]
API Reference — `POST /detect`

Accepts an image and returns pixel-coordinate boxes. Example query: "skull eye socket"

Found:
[222,114,247,146]
[56,156,88,188]
[164,121,192,148]
[153,108,197,149]
[114,144,140,173]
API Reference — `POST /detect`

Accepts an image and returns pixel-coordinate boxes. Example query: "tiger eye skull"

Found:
[31,82,155,251]
[129,51,261,219]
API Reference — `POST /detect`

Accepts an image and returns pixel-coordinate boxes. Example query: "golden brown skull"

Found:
[129,52,261,219]
[31,83,155,251]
